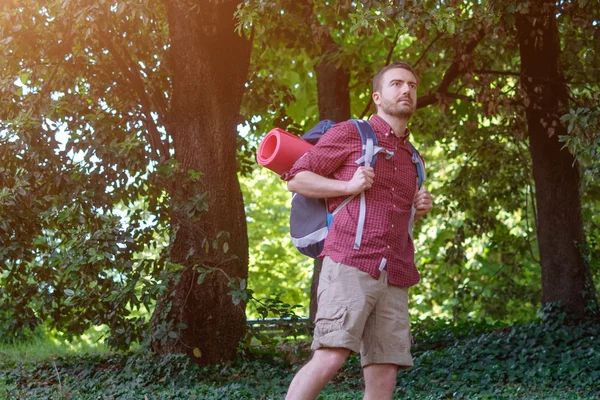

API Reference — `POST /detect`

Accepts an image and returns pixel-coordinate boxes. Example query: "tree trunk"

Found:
[151,0,251,364]
[309,258,322,322]
[516,0,597,318]
[309,24,351,322]
[315,55,351,123]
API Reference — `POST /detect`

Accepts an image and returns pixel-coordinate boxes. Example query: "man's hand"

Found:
[346,166,375,195]
[413,177,433,219]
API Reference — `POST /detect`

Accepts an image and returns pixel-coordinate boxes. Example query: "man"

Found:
[283,62,433,400]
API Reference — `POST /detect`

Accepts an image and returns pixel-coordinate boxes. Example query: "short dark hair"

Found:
[372,62,417,93]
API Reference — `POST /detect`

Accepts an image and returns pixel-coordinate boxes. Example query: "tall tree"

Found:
[148,0,252,363]
[516,0,596,317]
[0,0,253,361]
[305,0,352,321]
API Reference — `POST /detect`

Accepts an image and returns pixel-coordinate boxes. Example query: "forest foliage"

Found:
[2,313,599,399]
[0,0,599,353]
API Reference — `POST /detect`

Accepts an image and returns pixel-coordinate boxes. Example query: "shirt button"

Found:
[392,224,395,228]
[387,245,391,249]
[394,167,397,171]
[392,188,395,191]
[393,204,396,208]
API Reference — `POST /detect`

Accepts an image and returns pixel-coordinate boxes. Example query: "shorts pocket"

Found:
[314,305,347,338]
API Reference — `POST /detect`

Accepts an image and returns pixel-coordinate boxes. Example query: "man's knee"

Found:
[311,348,350,375]
[364,363,398,392]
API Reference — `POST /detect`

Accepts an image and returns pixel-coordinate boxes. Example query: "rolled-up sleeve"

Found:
[281,122,354,182]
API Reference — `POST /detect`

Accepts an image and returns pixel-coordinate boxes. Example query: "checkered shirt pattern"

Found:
[283,115,421,287]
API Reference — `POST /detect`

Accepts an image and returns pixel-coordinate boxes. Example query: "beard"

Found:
[380,97,416,119]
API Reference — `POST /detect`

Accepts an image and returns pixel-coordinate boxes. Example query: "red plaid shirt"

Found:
[283,115,421,287]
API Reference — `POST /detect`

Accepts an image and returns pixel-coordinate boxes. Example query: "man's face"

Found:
[373,68,418,119]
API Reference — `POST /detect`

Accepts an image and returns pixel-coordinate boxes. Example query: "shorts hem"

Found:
[361,352,413,369]
[311,331,360,354]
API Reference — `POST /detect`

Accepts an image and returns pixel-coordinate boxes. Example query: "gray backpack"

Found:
[289,119,426,258]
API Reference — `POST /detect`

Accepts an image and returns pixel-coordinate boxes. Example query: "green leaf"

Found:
[447,19,455,35]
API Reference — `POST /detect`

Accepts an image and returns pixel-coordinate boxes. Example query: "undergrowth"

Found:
[1,314,599,399]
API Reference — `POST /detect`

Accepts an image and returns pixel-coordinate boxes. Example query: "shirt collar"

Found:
[369,114,411,140]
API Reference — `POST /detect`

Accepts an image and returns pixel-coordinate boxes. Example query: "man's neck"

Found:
[376,112,409,137]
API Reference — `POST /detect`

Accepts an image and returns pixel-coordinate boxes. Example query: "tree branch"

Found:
[119,43,169,127]
[41,60,63,96]
[359,31,402,119]
[413,33,442,67]
[96,28,169,160]
[445,92,476,102]
[417,28,486,109]
[118,42,172,157]
[474,69,520,77]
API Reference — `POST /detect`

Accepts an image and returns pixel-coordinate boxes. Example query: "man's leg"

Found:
[363,363,398,400]
[286,347,350,400]
[360,275,410,400]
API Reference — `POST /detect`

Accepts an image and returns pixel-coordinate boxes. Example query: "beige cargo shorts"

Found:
[311,256,413,369]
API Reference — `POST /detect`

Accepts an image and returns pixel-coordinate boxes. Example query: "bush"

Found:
[1,316,599,399]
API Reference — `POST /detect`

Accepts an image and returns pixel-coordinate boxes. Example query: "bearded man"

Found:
[283,61,434,400]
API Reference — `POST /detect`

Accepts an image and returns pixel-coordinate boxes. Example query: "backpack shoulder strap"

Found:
[351,119,378,167]
[409,142,426,189]
[349,119,379,250]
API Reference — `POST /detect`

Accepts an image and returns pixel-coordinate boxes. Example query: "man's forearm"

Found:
[287,171,352,198]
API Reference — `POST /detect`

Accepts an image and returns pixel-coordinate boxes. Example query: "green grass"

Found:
[0,331,111,365]
[1,317,599,399]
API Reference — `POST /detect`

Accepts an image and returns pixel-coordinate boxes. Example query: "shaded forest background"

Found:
[0,0,599,366]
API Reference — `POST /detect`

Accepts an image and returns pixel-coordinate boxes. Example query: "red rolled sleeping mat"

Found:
[256,128,313,176]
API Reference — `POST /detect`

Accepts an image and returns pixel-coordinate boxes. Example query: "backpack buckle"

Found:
[412,152,420,164]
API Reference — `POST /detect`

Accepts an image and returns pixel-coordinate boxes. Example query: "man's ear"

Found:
[372,91,380,106]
